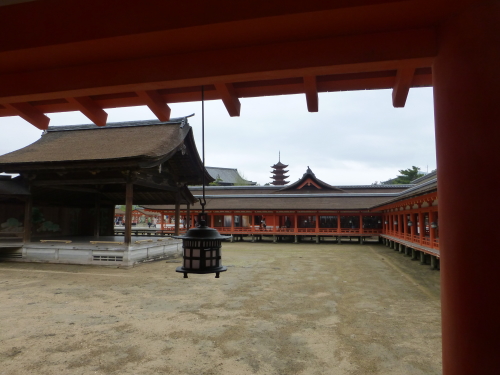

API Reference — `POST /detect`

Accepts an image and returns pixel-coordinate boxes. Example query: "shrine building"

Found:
[0,117,210,266]
[140,167,439,267]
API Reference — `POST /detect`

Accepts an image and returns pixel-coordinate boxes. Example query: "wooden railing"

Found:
[382,230,440,250]
[117,225,382,236]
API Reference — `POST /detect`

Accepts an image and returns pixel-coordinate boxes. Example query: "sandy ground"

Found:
[0,242,441,375]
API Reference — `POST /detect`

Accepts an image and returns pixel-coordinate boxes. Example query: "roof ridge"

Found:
[46,115,193,132]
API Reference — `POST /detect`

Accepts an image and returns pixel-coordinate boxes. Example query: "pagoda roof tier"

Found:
[271,161,288,168]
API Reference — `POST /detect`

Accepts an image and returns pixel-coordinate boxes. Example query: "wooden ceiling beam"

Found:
[4,102,50,130]
[0,69,432,119]
[303,76,318,112]
[136,90,171,122]
[215,83,241,116]
[0,28,436,104]
[66,96,108,126]
[392,67,415,108]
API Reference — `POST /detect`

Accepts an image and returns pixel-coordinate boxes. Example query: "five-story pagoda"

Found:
[270,153,289,186]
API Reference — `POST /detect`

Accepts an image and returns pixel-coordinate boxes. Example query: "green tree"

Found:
[390,166,424,184]
[209,176,223,186]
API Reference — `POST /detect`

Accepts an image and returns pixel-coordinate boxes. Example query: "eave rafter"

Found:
[66,96,108,126]
[4,102,50,130]
[214,83,241,117]
[392,66,416,108]
[303,76,318,112]
[136,90,171,122]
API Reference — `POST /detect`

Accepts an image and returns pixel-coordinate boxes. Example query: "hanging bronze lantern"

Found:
[174,214,229,278]
[173,85,230,278]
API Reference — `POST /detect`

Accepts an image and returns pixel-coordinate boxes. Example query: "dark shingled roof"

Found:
[0,117,192,168]
[279,167,345,193]
[143,194,396,211]
[370,178,438,208]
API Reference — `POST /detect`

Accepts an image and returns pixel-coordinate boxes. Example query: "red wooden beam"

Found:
[303,76,318,112]
[66,96,107,126]
[0,70,432,118]
[392,67,415,107]
[0,29,436,104]
[5,102,50,130]
[215,83,241,117]
[136,90,171,122]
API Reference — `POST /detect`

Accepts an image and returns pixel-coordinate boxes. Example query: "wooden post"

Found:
[186,203,191,229]
[174,198,180,236]
[410,212,416,239]
[429,210,435,247]
[94,194,100,238]
[125,182,133,245]
[403,212,407,239]
[418,211,424,245]
[23,196,32,243]
[337,214,341,233]
[160,210,164,231]
[294,214,298,234]
[359,214,363,234]
[434,4,500,372]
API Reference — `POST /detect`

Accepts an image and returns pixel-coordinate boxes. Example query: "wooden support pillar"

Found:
[174,198,180,236]
[418,211,424,245]
[160,210,164,231]
[411,248,417,261]
[403,213,407,238]
[410,212,416,239]
[420,251,426,265]
[359,214,363,234]
[337,214,341,233]
[23,196,32,243]
[186,204,191,229]
[94,194,100,238]
[430,255,439,270]
[125,182,133,245]
[429,210,436,246]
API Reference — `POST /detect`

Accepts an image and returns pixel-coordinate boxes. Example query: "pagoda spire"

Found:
[270,152,289,186]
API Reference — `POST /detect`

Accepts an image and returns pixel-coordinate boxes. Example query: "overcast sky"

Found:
[0,87,436,186]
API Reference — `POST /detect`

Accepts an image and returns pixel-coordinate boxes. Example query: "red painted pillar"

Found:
[418,212,423,245]
[403,212,407,239]
[337,214,341,233]
[410,212,415,240]
[429,210,436,248]
[434,3,500,374]
[359,214,363,234]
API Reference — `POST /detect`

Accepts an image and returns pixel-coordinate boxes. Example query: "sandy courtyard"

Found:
[0,242,441,375]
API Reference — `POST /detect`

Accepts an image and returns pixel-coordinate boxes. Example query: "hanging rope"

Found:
[200,85,207,214]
